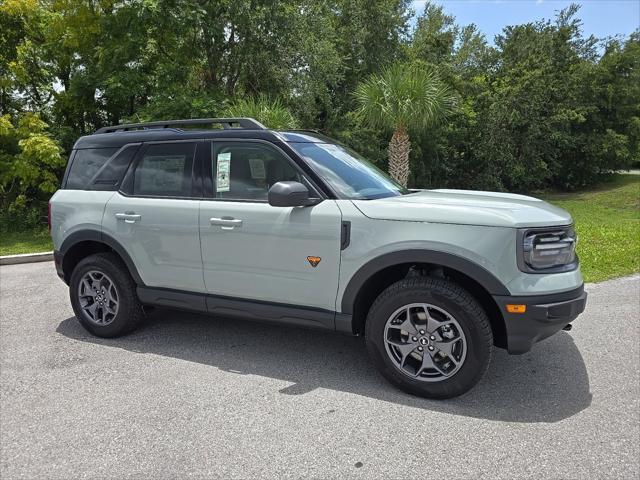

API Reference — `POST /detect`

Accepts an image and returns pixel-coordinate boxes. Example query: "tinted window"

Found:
[212,142,301,201]
[66,148,118,189]
[133,143,196,197]
[89,144,140,191]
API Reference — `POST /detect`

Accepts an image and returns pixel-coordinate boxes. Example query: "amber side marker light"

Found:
[506,304,527,314]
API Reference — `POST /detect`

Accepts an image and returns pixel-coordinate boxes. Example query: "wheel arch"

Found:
[341,250,509,348]
[59,230,144,286]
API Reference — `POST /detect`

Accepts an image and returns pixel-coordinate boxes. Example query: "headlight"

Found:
[518,226,578,273]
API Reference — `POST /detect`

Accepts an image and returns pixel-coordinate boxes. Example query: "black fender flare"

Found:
[59,230,145,285]
[340,249,511,314]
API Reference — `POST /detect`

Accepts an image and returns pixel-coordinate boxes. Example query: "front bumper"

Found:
[493,285,587,354]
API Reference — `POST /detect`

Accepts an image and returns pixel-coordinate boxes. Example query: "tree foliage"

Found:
[0,112,64,228]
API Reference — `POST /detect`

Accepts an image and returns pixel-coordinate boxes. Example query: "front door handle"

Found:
[115,212,141,224]
[210,217,242,230]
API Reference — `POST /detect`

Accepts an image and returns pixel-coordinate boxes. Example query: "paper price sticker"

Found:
[216,152,231,192]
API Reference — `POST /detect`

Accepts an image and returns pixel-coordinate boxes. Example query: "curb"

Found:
[0,252,53,266]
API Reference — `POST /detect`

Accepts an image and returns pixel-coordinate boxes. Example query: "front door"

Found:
[199,140,342,313]
[102,140,205,293]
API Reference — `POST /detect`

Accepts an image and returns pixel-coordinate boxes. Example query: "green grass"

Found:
[1,175,638,283]
[0,228,52,256]
[541,174,640,283]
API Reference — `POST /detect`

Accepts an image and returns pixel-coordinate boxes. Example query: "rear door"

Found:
[199,139,342,313]
[102,140,205,293]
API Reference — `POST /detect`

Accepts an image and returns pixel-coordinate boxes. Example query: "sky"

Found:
[411,0,640,43]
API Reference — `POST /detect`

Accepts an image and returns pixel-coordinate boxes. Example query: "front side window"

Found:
[133,143,196,197]
[212,142,301,201]
[289,142,408,200]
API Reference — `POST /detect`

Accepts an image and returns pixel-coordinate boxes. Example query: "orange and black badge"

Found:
[307,256,321,267]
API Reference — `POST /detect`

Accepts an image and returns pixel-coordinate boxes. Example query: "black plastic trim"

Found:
[206,295,335,330]
[340,221,351,250]
[496,284,585,305]
[95,117,266,134]
[493,284,587,354]
[137,287,343,331]
[58,230,145,286]
[335,313,354,334]
[137,287,207,312]
[61,150,76,188]
[53,250,64,280]
[59,229,102,253]
[341,249,510,314]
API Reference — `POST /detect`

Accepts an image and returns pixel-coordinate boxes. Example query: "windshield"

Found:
[289,142,409,200]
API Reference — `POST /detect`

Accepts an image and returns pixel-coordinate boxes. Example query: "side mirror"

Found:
[268,181,320,207]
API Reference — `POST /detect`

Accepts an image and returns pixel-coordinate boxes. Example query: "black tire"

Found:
[69,252,144,337]
[365,276,493,399]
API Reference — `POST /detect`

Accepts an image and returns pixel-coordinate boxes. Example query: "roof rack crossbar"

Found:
[94,117,266,134]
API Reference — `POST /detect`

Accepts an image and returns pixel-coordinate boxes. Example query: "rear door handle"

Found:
[210,217,242,230]
[115,212,141,224]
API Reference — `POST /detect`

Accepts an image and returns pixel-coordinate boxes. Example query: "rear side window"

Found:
[133,143,196,197]
[66,148,118,189]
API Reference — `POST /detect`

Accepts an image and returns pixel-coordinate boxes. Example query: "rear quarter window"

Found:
[65,148,118,189]
[89,144,140,190]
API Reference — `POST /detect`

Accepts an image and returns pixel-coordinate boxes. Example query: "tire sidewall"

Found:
[366,280,492,398]
[69,254,137,337]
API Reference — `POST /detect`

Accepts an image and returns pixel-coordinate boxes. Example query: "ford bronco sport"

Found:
[50,117,587,399]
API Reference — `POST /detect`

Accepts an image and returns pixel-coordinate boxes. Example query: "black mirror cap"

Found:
[268,181,320,207]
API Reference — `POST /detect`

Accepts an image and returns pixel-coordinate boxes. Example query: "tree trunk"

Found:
[388,126,411,187]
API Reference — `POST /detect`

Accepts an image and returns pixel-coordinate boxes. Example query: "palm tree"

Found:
[223,95,298,130]
[355,63,456,187]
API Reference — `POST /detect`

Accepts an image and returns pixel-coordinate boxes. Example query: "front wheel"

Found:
[365,277,493,399]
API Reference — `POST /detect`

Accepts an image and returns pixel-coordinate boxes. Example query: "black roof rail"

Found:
[287,129,321,134]
[94,117,267,134]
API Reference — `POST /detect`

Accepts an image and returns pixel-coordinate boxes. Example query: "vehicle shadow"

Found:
[56,309,592,423]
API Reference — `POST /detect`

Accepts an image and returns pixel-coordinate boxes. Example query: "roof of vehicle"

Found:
[72,117,335,149]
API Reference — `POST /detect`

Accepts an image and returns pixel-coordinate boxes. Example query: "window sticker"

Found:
[216,152,231,192]
[248,158,266,179]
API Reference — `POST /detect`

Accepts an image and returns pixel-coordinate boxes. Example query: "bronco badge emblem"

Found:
[307,256,321,267]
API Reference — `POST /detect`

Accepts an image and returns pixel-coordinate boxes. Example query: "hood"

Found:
[351,189,572,228]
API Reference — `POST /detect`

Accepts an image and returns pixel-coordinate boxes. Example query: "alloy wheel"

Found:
[383,303,467,382]
[77,270,119,326]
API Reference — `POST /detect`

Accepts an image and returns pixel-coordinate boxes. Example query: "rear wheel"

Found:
[69,252,144,337]
[365,277,493,399]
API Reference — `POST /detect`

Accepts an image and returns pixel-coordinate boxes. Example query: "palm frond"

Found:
[223,96,298,130]
[355,63,457,132]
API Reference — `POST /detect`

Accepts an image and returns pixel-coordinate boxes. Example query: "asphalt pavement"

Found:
[1,262,638,479]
